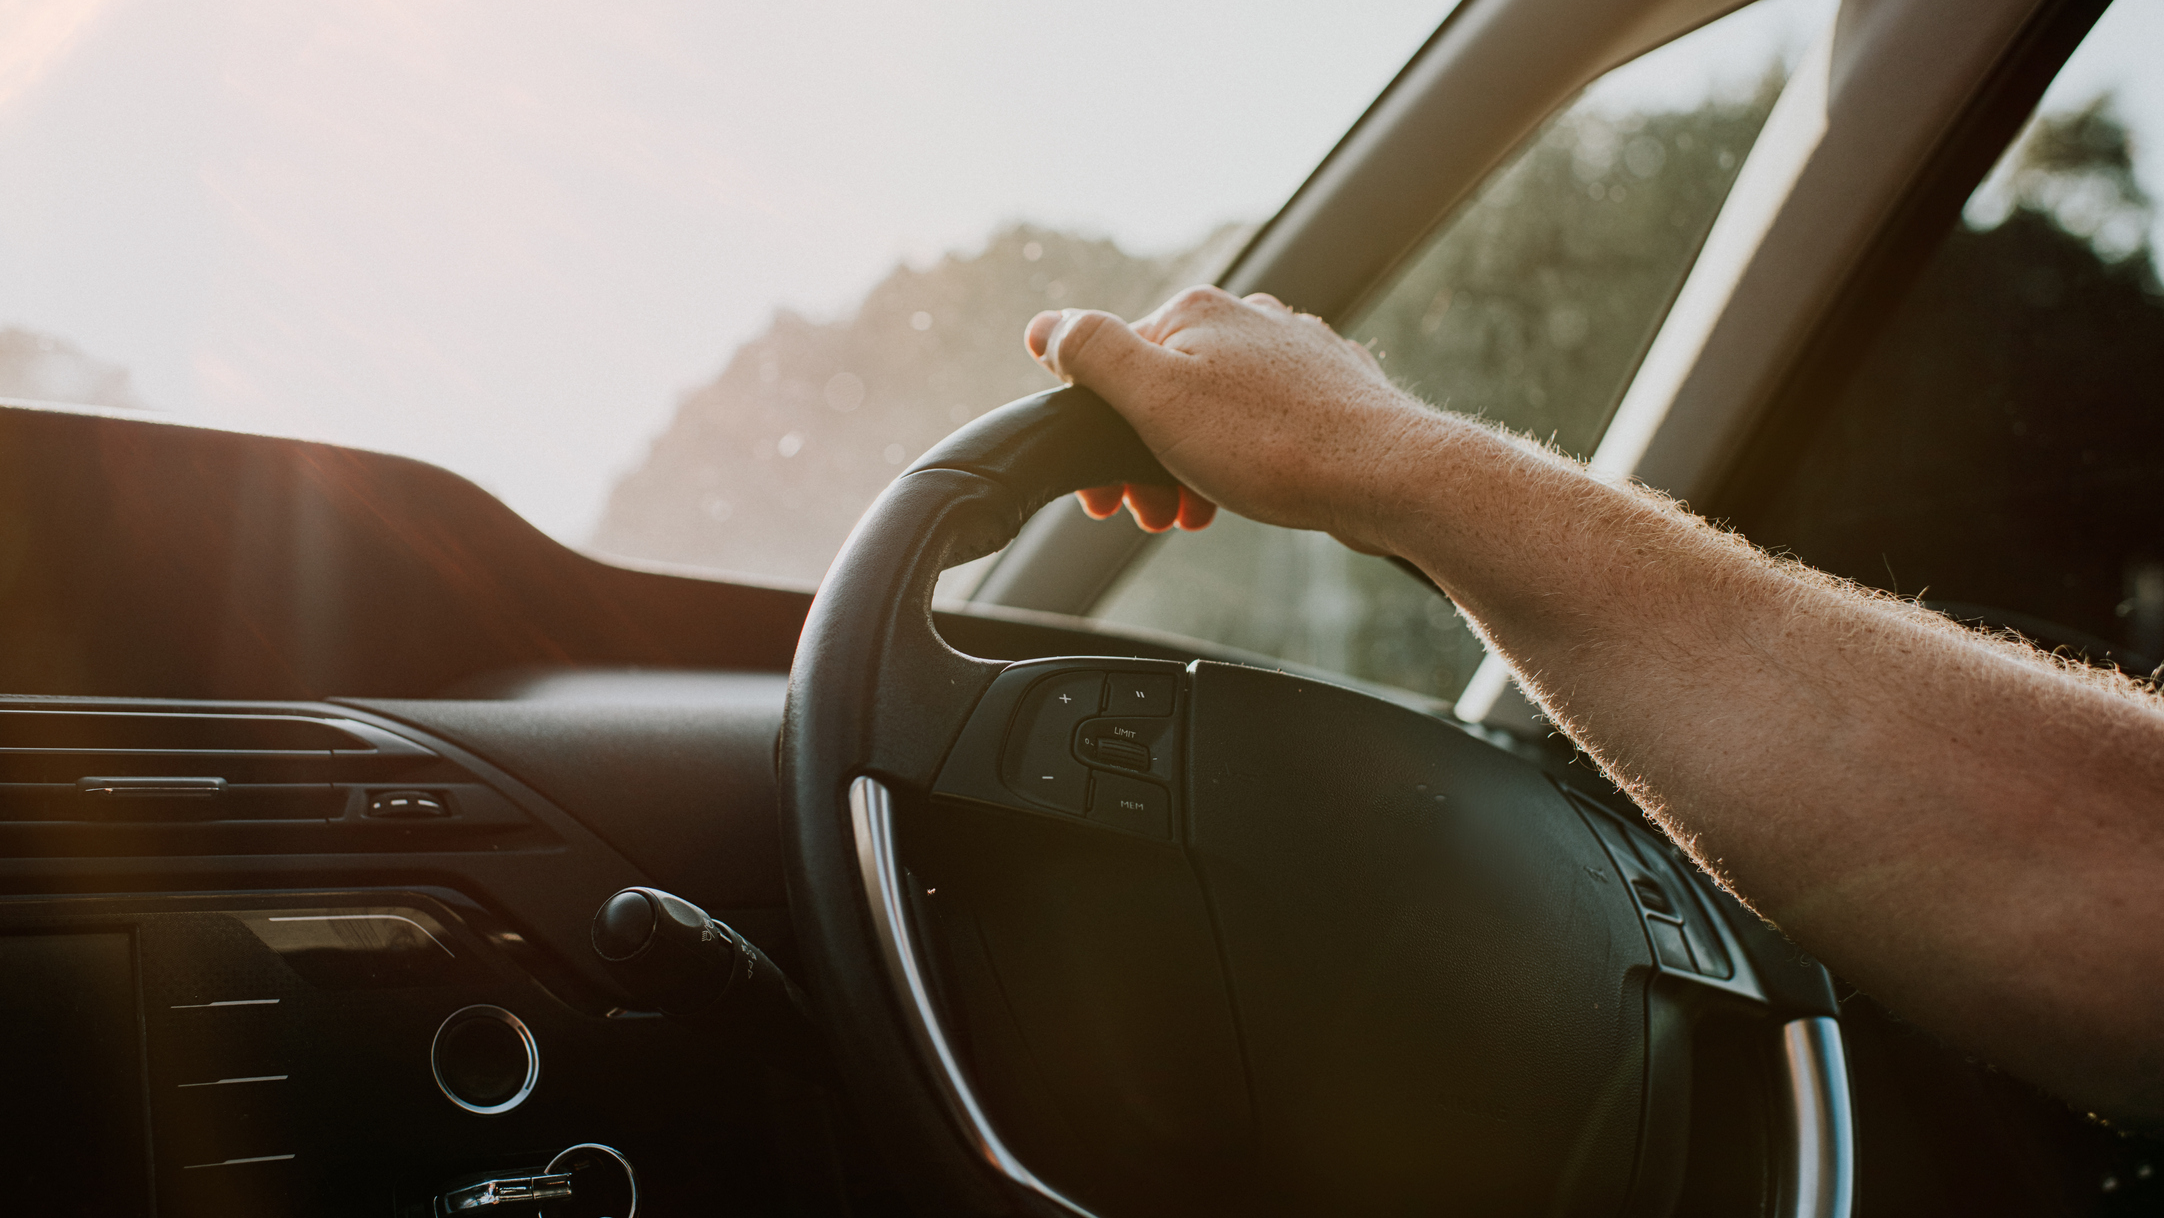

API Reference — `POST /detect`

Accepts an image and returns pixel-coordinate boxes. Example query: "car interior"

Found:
[3,0,2161,1214]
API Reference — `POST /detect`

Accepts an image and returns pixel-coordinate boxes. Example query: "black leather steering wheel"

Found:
[780,387,1854,1217]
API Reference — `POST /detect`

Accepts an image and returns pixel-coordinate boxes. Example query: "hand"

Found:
[1023,286,1439,552]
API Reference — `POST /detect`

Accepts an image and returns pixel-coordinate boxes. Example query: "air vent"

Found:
[0,710,415,755]
[0,702,539,854]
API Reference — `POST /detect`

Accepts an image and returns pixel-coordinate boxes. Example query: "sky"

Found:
[1964,0,2164,260]
[0,0,2156,546]
[1577,0,1829,115]
[0,0,1453,540]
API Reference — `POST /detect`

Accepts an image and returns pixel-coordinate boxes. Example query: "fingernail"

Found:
[1026,311,1059,358]
[1041,309,1081,384]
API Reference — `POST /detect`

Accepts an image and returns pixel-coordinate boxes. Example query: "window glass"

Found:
[1092,0,1834,701]
[0,1,1452,582]
[1723,0,2164,672]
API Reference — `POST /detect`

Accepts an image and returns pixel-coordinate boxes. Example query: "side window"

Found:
[1092,0,1833,701]
[1722,1,2163,673]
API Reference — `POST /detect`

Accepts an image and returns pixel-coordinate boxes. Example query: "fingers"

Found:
[1024,307,1168,388]
[1077,485,1125,519]
[1125,483,1182,532]
[1135,284,1238,344]
[1037,286,1303,367]
[1025,286,1238,537]
[1177,487,1218,530]
[1040,284,1265,360]
[1023,309,1071,371]
[1023,307,1065,357]
[1073,484,1218,532]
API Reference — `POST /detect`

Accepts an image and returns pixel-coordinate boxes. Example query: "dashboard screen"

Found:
[0,931,153,1214]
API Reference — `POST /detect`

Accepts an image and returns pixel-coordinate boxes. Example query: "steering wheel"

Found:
[779,387,1855,1217]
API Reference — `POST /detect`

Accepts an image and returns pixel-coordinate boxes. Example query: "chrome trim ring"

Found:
[1777,1016,1855,1218]
[541,1142,638,1218]
[431,1004,541,1116]
[849,775,1098,1217]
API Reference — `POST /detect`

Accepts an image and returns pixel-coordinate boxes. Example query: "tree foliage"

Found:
[0,328,142,411]
[1099,84,1781,701]
[592,225,1243,582]
[1736,97,2164,665]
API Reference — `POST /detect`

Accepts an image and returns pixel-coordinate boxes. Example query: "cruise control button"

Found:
[1089,772,1170,839]
[1074,716,1175,782]
[1085,736,1150,770]
[1647,919,1694,971]
[1010,758,1089,814]
[1002,671,1105,814]
[1106,673,1174,716]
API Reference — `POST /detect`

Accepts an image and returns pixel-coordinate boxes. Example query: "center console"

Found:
[2,888,789,1216]
[0,698,833,1216]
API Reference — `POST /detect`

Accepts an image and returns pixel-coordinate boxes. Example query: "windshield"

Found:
[0,0,1452,580]
[1089,0,1833,704]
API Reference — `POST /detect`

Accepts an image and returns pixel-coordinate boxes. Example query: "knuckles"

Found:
[1163,284,1236,319]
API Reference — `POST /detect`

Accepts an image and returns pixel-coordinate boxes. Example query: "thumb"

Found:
[1024,308,1170,394]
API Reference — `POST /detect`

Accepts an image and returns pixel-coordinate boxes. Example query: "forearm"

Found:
[1378,408,2164,1120]
[1027,286,2164,1116]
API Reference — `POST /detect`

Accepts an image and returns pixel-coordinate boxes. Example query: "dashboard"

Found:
[3,401,2155,1216]
[0,686,806,1216]
[0,401,1279,1216]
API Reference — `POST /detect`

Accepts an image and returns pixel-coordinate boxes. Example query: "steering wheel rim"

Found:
[779,387,1854,1217]
[780,386,1171,1214]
